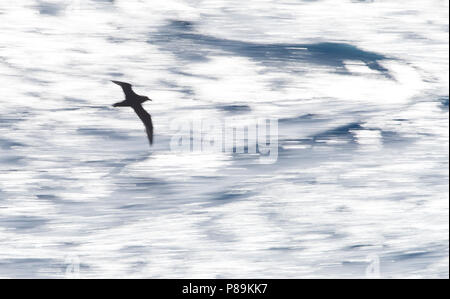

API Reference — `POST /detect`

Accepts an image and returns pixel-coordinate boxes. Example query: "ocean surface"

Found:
[0,0,448,278]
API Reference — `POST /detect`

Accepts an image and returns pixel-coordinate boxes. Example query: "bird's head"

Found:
[144,96,152,102]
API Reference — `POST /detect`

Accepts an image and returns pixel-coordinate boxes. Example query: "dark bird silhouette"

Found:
[111,80,153,145]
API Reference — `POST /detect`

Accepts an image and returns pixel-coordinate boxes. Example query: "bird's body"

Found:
[111,80,153,145]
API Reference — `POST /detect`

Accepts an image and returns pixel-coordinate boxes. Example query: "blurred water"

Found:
[0,0,448,278]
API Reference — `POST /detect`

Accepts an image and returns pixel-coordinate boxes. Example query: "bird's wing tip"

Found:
[111,80,132,86]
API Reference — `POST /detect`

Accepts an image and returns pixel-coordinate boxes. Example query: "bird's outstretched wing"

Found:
[131,104,153,145]
[111,80,134,97]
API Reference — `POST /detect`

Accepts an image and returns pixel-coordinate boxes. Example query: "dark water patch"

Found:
[107,36,134,44]
[391,250,431,261]
[311,122,362,143]
[134,179,169,188]
[64,97,88,104]
[158,79,195,96]
[87,105,115,111]
[0,138,26,149]
[403,32,428,41]
[120,245,147,253]
[77,127,130,139]
[380,130,414,146]
[169,68,219,80]
[118,203,148,210]
[0,258,58,278]
[70,48,89,54]
[0,215,48,231]
[191,175,227,181]
[279,113,318,124]
[36,194,58,200]
[0,111,32,127]
[208,191,248,201]
[23,72,53,85]
[0,155,25,165]
[107,72,124,77]
[169,20,195,31]
[218,104,251,114]
[0,117,25,127]
[267,247,296,251]
[268,78,291,89]
[388,9,419,16]
[110,175,174,198]
[50,107,80,112]
[279,141,358,164]
[347,244,376,250]
[318,122,363,135]
[418,173,449,187]
[127,260,148,273]
[59,241,81,247]
[26,92,41,98]
[84,159,114,165]
[379,244,448,276]
[36,173,77,182]
[280,137,314,145]
[152,20,392,77]
[35,1,65,16]
[306,43,389,74]
[36,193,81,205]
[439,96,449,110]
[338,259,373,276]
[117,153,152,165]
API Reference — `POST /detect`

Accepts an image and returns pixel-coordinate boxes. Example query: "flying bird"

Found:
[111,80,153,145]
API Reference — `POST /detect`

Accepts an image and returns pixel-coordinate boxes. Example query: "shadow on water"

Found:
[151,20,392,78]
